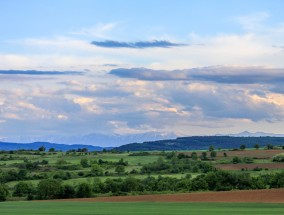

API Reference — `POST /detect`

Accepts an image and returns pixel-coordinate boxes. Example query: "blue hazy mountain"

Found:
[0,141,106,151]
[2,132,177,147]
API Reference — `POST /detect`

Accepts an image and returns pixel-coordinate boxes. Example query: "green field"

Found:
[0,202,283,215]
[1,148,284,201]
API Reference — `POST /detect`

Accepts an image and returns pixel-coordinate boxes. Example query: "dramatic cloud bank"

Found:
[91,40,185,48]
[1,2,284,142]
[110,66,284,84]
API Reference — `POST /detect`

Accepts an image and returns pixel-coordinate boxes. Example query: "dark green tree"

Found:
[59,184,75,199]
[13,182,34,197]
[37,179,61,200]
[91,164,103,176]
[200,152,208,160]
[209,145,214,152]
[191,152,198,160]
[266,144,274,150]
[80,158,89,168]
[76,182,92,198]
[38,145,46,152]
[122,177,139,192]
[0,184,9,201]
[232,156,242,164]
[210,151,217,159]
[48,148,55,152]
[115,165,125,175]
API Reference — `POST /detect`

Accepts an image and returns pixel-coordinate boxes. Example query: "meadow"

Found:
[0,201,283,215]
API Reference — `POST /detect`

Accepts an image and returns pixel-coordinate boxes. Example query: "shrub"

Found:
[76,182,92,198]
[13,182,34,197]
[243,157,254,164]
[272,153,284,162]
[232,156,242,164]
[0,184,9,201]
[37,179,62,200]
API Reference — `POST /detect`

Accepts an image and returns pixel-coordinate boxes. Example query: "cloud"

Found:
[70,23,118,39]
[110,66,284,84]
[165,83,283,122]
[0,70,83,76]
[235,12,269,31]
[91,40,185,49]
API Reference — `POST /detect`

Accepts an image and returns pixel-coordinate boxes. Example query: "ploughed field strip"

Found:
[215,163,284,170]
[54,188,284,203]
[184,149,284,159]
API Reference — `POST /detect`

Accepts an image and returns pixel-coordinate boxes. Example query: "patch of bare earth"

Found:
[183,150,284,159]
[220,150,284,159]
[54,189,284,203]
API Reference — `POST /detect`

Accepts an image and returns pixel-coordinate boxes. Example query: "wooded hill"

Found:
[116,136,284,151]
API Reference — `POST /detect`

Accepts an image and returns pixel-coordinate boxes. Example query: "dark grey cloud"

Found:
[110,66,284,84]
[103,63,119,67]
[91,40,185,49]
[0,70,83,76]
[165,85,282,122]
[110,67,186,80]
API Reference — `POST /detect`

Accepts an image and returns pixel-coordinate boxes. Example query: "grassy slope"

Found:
[2,149,284,191]
[0,202,283,215]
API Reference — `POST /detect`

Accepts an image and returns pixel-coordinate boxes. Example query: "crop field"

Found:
[0,201,283,215]
[57,188,284,203]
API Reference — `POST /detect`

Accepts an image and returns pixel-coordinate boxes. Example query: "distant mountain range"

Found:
[0,141,108,151]
[1,131,284,152]
[224,131,284,137]
[1,132,177,147]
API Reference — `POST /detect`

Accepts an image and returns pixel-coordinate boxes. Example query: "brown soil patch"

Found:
[54,189,284,203]
[219,150,284,159]
[184,149,284,159]
[215,163,284,170]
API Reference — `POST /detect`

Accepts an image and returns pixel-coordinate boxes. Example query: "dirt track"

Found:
[55,189,284,203]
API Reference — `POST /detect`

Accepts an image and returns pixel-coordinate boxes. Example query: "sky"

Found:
[1,0,284,141]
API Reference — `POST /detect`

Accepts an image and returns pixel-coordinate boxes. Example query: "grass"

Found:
[5,173,193,189]
[2,149,284,193]
[0,201,283,215]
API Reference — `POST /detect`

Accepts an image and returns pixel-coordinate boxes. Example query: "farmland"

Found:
[0,201,283,215]
[0,145,283,202]
[55,188,284,203]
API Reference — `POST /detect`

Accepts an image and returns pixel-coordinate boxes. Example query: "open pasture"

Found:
[0,201,283,215]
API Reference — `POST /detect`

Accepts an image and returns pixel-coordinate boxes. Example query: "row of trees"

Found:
[2,170,282,201]
[141,157,214,174]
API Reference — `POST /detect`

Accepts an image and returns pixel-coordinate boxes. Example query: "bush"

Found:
[13,182,34,197]
[272,153,284,162]
[232,156,242,164]
[80,158,89,168]
[76,182,92,198]
[59,184,75,199]
[37,179,62,200]
[243,157,254,164]
[0,184,9,201]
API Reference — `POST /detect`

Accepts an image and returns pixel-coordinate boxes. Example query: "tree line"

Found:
[1,170,283,201]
